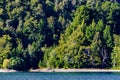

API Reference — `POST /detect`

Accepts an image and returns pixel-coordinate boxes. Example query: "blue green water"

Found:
[0,72,120,80]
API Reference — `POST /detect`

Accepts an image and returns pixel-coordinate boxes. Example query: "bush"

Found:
[3,59,10,69]
[8,57,25,71]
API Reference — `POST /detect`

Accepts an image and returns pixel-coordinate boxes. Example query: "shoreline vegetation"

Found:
[1,69,120,72]
[1,0,120,71]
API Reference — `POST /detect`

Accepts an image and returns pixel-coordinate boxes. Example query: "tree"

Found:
[8,57,25,71]
[95,20,104,32]
[111,35,120,69]
[90,32,102,67]
[3,59,10,69]
[27,42,44,69]
[85,20,96,44]
[103,25,113,48]
[0,0,120,70]
[0,35,12,67]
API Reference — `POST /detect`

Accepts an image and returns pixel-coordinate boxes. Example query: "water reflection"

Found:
[0,72,120,80]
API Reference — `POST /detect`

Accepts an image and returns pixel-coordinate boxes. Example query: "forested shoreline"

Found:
[0,0,120,71]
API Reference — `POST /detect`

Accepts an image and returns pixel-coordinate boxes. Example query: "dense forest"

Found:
[0,0,120,71]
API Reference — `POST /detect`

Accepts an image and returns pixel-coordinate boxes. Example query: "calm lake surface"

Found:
[0,72,120,80]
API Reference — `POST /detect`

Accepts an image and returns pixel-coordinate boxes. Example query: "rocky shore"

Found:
[29,69,120,72]
[1,68,120,72]
[0,69,16,72]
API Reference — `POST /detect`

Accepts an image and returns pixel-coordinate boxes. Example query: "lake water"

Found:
[0,72,120,80]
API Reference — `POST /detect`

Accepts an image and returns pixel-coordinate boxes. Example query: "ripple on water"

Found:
[0,72,120,80]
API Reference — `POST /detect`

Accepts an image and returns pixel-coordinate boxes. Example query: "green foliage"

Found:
[0,0,120,70]
[85,20,96,43]
[90,32,102,67]
[95,20,104,32]
[73,5,90,26]
[3,59,10,69]
[103,25,113,48]
[112,46,120,69]
[8,57,25,71]
[43,1,119,69]
[0,35,12,68]
[111,35,120,69]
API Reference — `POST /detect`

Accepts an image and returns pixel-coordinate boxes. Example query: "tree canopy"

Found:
[0,0,120,71]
